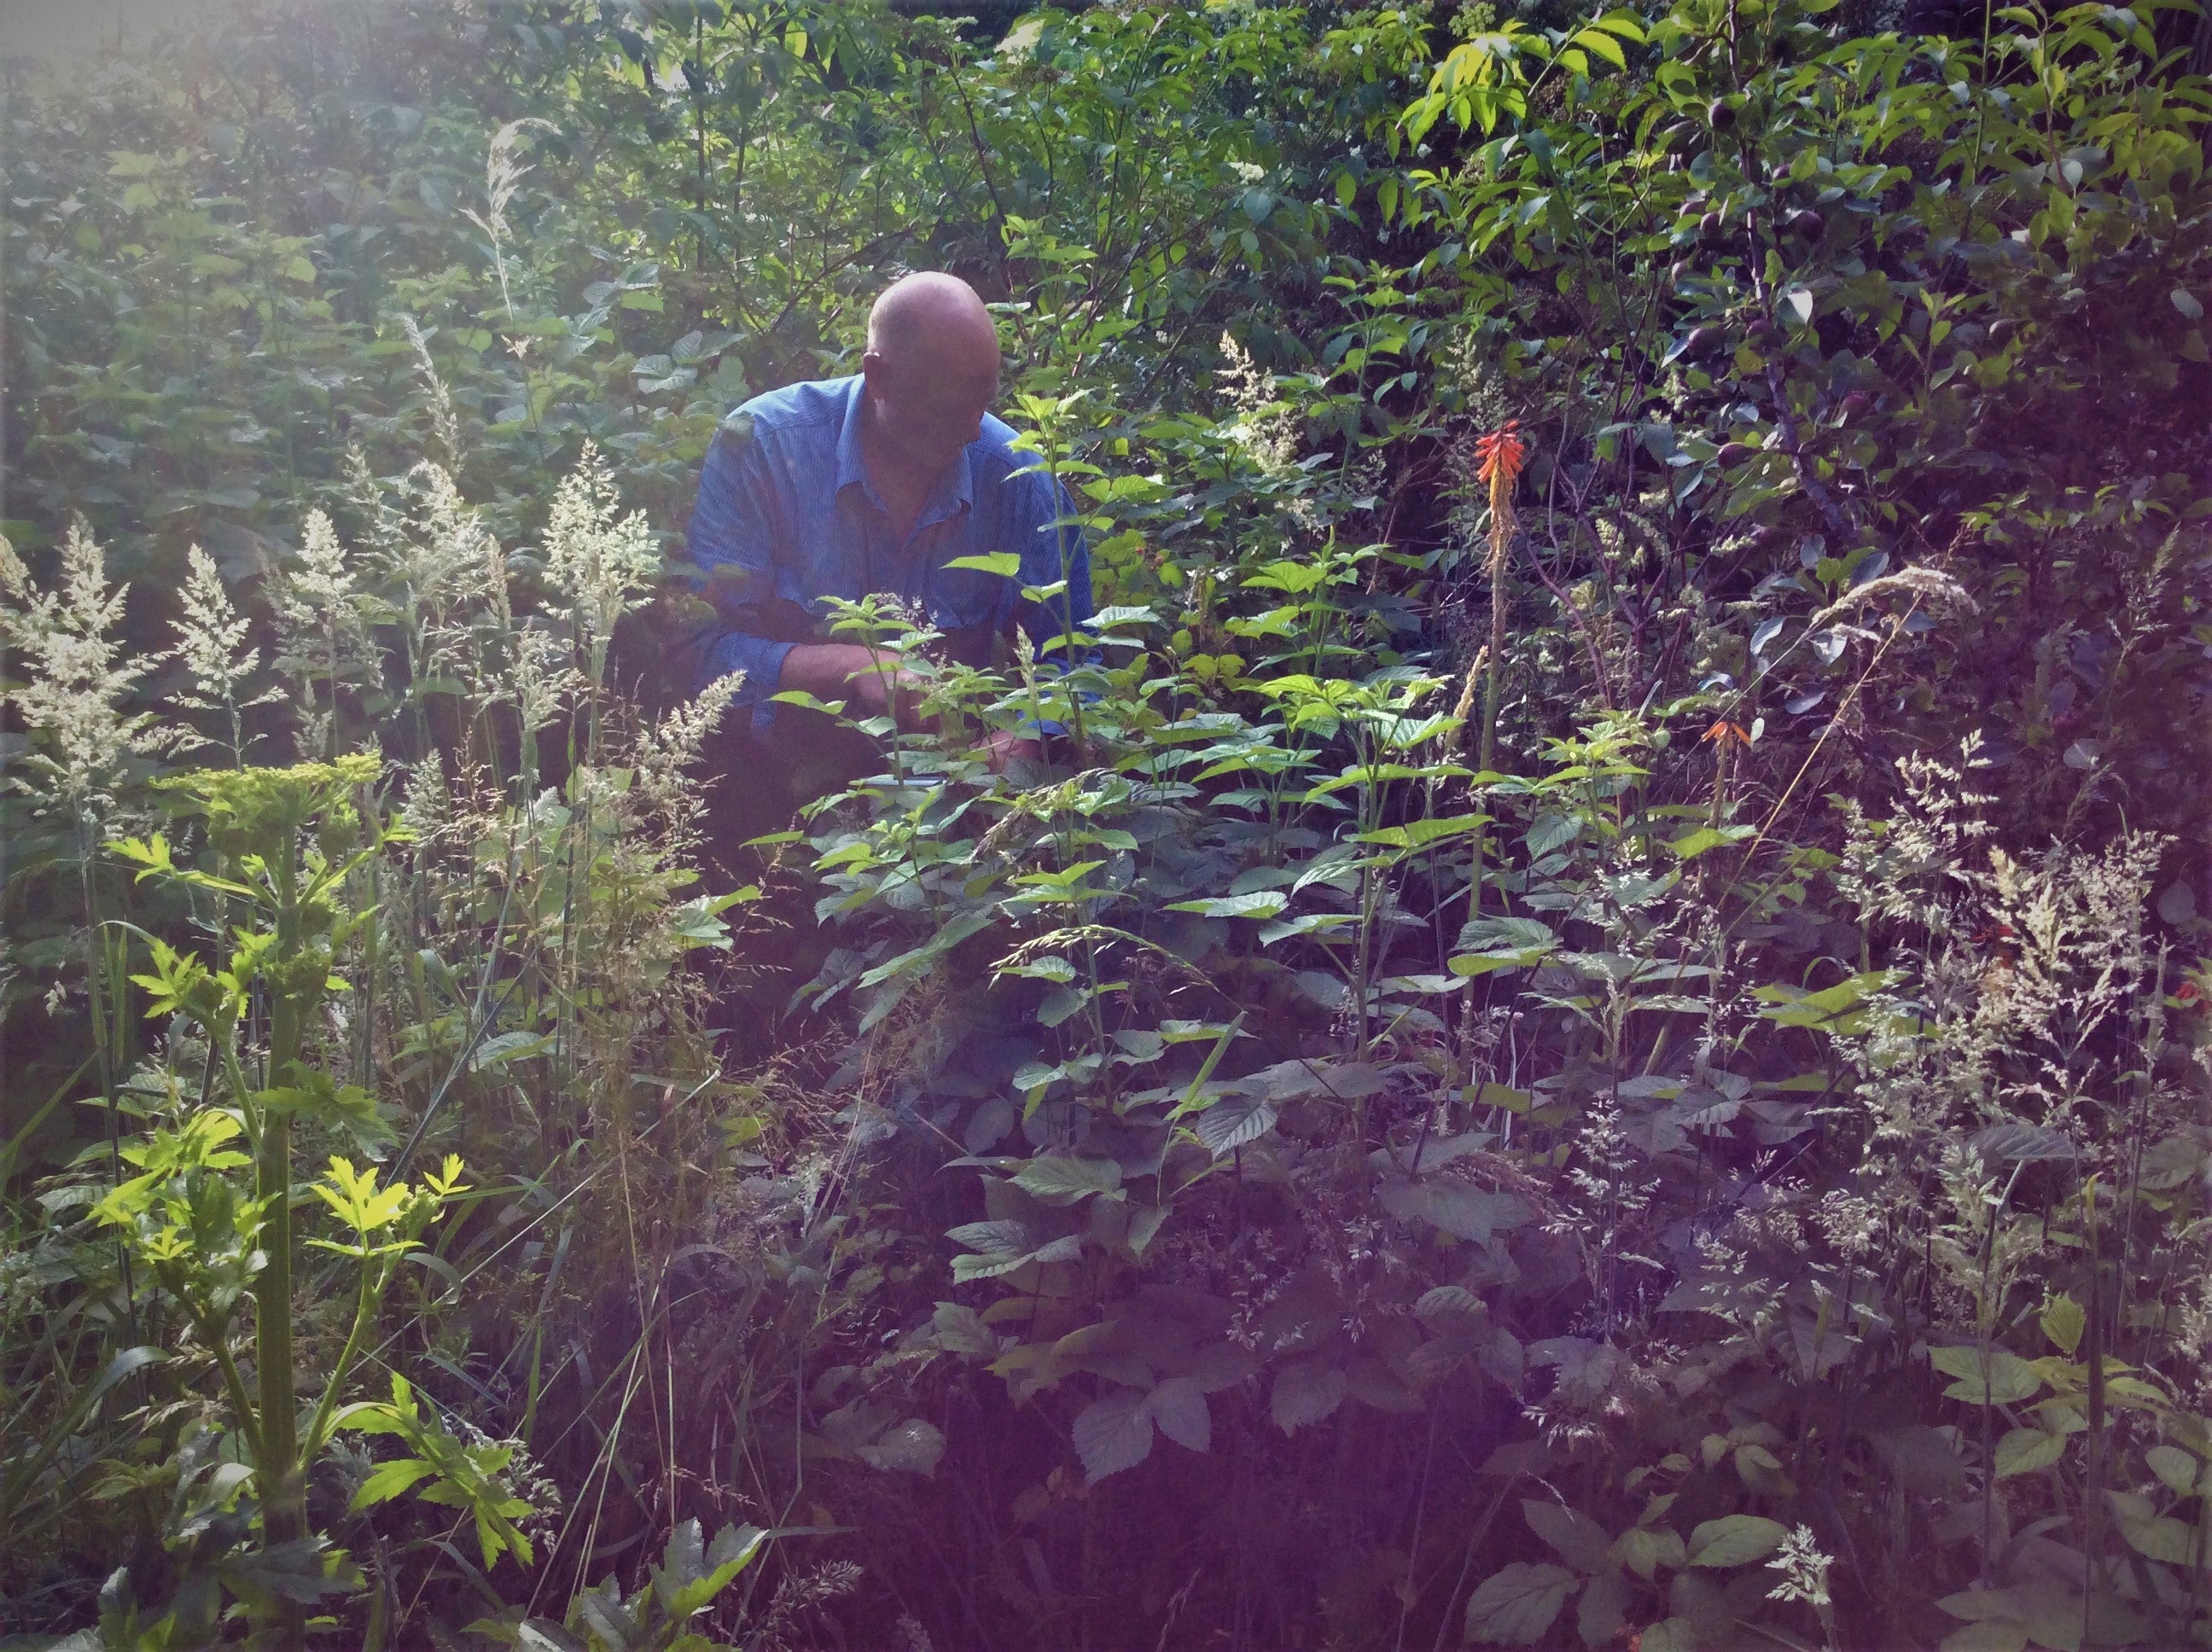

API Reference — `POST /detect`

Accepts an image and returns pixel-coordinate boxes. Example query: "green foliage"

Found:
[3,0,2209,1646]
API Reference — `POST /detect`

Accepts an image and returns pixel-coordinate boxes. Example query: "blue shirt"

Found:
[684,374,1091,729]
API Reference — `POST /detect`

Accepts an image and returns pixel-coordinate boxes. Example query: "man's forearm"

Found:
[777,642,884,702]
[778,641,927,722]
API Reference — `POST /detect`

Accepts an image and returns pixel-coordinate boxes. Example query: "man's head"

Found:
[860,272,1001,480]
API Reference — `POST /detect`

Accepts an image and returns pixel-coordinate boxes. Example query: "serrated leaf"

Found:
[1639,1620,1695,1652]
[1577,1568,1630,1648]
[468,1028,553,1071]
[1686,1514,1788,1568]
[1930,1344,2043,1405]
[1994,1428,2067,1478]
[1166,891,1289,919]
[946,552,1022,576]
[1271,1356,1348,1433]
[1145,1377,1211,1452]
[1073,1387,1154,1483]
[1522,1498,1614,1572]
[1570,25,1627,67]
[350,1457,435,1509]
[1193,1094,1277,1157]
[946,1219,1033,1257]
[1971,1122,2075,1164]
[2040,1294,2085,1357]
[1614,1523,1685,1579]
[1010,1155,1124,1204]
[933,1302,997,1357]
[1462,1562,1577,1644]
[2147,1445,2200,1496]
[1416,1285,1487,1329]
[1379,1180,1529,1242]
[517,1623,586,1652]
[857,1419,946,1477]
[2121,1513,2197,1566]
[1667,825,1757,860]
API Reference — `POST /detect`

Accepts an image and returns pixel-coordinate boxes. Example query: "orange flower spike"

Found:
[1701,718,1750,748]
[1475,421,1528,579]
[1475,420,1529,491]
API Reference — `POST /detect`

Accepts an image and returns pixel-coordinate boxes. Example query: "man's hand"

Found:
[780,643,929,726]
[978,729,1042,776]
[780,645,1042,773]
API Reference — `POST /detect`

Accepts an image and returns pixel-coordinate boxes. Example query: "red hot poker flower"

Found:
[1475,421,1529,489]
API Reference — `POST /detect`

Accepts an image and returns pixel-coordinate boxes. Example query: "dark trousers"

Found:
[694,705,879,883]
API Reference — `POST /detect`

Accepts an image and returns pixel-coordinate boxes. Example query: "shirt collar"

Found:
[832,375,874,500]
[834,374,976,529]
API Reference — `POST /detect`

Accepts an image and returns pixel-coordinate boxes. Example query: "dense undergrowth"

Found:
[3,0,2210,1646]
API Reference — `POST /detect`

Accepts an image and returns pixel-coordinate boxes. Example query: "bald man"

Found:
[680,272,1091,797]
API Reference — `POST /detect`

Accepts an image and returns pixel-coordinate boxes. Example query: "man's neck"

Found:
[859,398,941,540]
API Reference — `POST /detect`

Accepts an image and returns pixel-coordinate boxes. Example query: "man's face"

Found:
[862,346,999,479]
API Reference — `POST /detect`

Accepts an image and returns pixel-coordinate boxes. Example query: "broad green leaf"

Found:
[1994,1428,2067,1478]
[666,1522,768,1618]
[1073,1387,1154,1483]
[1685,1514,1788,1568]
[946,552,1022,576]
[1639,1620,1696,1652]
[857,910,997,990]
[1126,1206,1170,1257]
[1570,26,1627,67]
[1577,1568,1630,1648]
[1193,1094,1277,1157]
[1010,1155,1125,1204]
[1930,1344,2042,1405]
[2147,1445,2201,1496]
[857,1419,946,1477]
[1469,1082,1532,1113]
[1666,824,1756,859]
[1355,812,1489,851]
[1415,1285,1487,1328]
[933,1302,997,1357]
[1167,891,1289,920]
[351,1457,435,1509]
[1380,1180,1529,1242]
[1145,1377,1211,1453]
[1614,1523,1685,1579]
[1463,1562,1578,1644]
[1522,1498,1613,1572]
[1271,1356,1349,1434]
[2120,1513,2198,1567]
[1941,1624,2029,1652]
[2040,1294,2086,1357]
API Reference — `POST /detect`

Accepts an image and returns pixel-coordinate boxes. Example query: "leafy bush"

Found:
[3,0,2209,1646]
